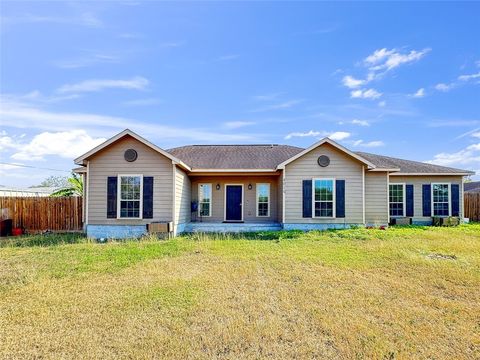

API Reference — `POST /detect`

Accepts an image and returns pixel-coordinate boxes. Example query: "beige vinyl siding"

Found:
[174,166,191,225]
[190,176,281,223]
[87,135,174,225]
[365,172,389,225]
[388,175,464,220]
[284,143,364,224]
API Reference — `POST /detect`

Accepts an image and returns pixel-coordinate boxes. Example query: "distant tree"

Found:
[50,174,83,197]
[31,175,69,188]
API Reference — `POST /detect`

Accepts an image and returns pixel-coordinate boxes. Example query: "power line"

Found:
[0,162,72,173]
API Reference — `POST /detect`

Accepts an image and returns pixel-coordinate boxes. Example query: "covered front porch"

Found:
[188,173,283,225]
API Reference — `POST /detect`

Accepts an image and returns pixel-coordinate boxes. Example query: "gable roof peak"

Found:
[74,128,191,171]
[276,137,376,169]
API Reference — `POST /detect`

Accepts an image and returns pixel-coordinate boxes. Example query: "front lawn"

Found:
[1,225,479,359]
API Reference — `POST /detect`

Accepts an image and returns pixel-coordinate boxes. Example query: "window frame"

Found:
[256,183,270,217]
[117,174,143,219]
[389,183,406,218]
[312,178,336,218]
[198,183,212,217]
[431,182,451,217]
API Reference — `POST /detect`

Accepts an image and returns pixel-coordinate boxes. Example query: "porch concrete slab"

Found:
[184,222,282,233]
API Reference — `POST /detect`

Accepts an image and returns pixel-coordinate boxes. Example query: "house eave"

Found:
[368,168,401,172]
[389,172,475,176]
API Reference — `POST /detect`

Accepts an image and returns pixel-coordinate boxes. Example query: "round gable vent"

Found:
[317,155,330,167]
[124,149,138,162]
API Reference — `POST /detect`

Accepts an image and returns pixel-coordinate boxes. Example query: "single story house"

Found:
[74,129,475,238]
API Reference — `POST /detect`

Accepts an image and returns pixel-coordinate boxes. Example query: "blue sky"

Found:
[1,1,479,187]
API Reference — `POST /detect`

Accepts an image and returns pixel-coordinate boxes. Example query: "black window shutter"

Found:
[406,184,414,217]
[107,177,117,218]
[336,179,345,218]
[143,176,154,219]
[302,180,312,218]
[422,184,431,217]
[451,184,460,217]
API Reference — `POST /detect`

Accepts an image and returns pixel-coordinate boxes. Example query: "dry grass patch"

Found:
[0,225,479,359]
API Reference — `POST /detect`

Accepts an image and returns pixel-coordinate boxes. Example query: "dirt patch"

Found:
[426,253,457,260]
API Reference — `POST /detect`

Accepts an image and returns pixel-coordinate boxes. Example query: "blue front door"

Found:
[225,185,243,221]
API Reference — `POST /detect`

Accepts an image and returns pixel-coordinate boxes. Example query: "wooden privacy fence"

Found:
[0,196,83,232]
[464,192,480,222]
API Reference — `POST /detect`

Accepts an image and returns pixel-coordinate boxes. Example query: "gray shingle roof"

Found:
[356,151,473,174]
[464,181,480,192]
[167,145,303,170]
[166,144,473,174]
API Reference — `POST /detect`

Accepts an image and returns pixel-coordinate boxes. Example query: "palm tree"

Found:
[50,173,83,197]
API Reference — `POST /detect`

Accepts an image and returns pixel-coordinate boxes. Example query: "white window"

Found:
[198,183,212,217]
[256,183,270,217]
[389,183,405,217]
[432,183,450,216]
[313,179,335,217]
[118,175,143,218]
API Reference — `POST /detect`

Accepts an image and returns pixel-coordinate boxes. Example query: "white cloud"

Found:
[57,76,149,93]
[342,75,365,89]
[2,12,103,28]
[378,101,386,107]
[329,131,351,141]
[252,93,283,101]
[352,140,385,148]
[435,83,454,92]
[341,48,430,95]
[123,98,162,106]
[10,130,106,161]
[427,143,480,167]
[285,130,321,139]
[412,88,425,98]
[350,88,382,99]
[0,133,19,151]
[2,91,81,104]
[252,99,304,112]
[0,97,263,143]
[284,130,351,141]
[472,132,480,138]
[434,71,479,94]
[222,121,255,129]
[364,48,431,72]
[351,119,370,126]
[458,72,480,81]
[53,54,120,69]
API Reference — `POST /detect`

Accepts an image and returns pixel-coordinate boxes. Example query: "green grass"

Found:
[1,225,479,359]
